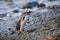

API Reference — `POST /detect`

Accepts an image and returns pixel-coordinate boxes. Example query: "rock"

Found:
[13,9,19,13]
[10,31,15,35]
[48,0,57,1]
[8,28,12,31]
[22,1,39,9]
[0,33,1,37]
[0,13,7,18]
[37,3,46,7]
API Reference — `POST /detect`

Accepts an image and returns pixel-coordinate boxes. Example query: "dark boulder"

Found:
[0,13,7,18]
[37,3,46,7]
[8,28,12,31]
[48,0,57,1]
[10,31,15,35]
[13,9,19,13]
[22,1,39,9]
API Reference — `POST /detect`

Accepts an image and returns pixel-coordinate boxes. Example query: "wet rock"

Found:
[22,1,39,9]
[37,3,46,7]
[8,28,12,31]
[10,31,15,35]
[0,13,7,18]
[48,0,57,1]
[13,9,19,13]
[0,33,1,37]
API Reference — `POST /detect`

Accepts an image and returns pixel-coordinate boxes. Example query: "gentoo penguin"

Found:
[16,10,33,33]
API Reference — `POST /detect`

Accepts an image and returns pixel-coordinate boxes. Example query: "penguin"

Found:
[16,10,33,33]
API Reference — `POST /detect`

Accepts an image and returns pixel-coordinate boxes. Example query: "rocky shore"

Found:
[0,0,60,40]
